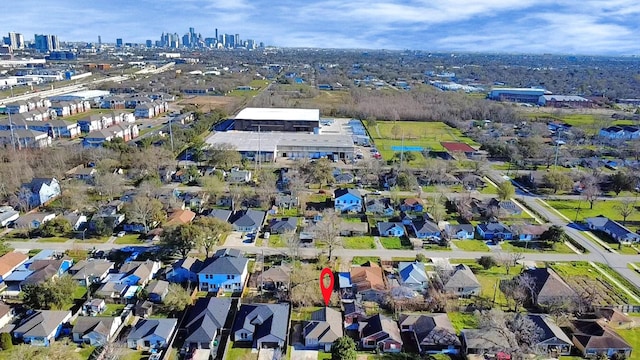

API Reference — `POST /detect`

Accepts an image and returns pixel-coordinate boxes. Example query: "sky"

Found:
[3,0,640,55]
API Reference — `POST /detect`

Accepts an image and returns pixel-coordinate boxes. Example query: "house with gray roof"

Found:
[398,262,429,290]
[145,280,170,303]
[72,316,121,346]
[527,314,572,356]
[208,209,232,222]
[586,216,640,243]
[359,314,403,353]
[69,259,114,286]
[269,217,298,234]
[257,265,291,291]
[398,313,461,354]
[461,328,513,355]
[229,209,266,233]
[443,264,480,298]
[378,222,406,237]
[127,318,178,350]
[303,307,343,351]
[12,310,72,346]
[184,298,232,351]
[444,224,475,239]
[520,267,576,306]
[232,303,290,349]
[198,249,249,293]
[334,188,362,213]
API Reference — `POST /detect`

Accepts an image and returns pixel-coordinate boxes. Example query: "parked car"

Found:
[117,231,126,237]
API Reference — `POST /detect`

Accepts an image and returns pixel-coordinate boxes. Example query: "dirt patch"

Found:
[178,96,238,113]
[564,276,629,306]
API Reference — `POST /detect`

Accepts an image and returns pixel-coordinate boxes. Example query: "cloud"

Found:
[1,0,639,54]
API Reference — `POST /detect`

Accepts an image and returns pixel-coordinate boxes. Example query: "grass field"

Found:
[114,234,144,244]
[546,199,640,225]
[617,328,640,360]
[352,256,380,266]
[448,312,478,334]
[451,259,522,308]
[364,121,478,165]
[500,240,575,254]
[343,236,377,249]
[227,80,270,97]
[226,342,257,360]
[453,240,490,251]
[379,236,412,249]
[291,306,323,321]
[550,262,636,305]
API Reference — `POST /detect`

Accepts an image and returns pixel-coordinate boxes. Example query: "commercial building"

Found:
[488,88,550,103]
[233,107,320,132]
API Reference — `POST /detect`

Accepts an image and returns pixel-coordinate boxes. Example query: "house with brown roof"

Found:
[164,209,196,227]
[570,320,632,358]
[256,265,291,291]
[0,252,28,283]
[520,267,577,306]
[350,263,386,302]
[398,313,461,354]
[596,308,636,329]
[0,302,15,329]
[359,314,403,353]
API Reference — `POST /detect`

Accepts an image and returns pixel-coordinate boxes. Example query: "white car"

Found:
[117,231,126,237]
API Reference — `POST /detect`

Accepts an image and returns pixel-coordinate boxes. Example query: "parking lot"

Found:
[224,231,256,247]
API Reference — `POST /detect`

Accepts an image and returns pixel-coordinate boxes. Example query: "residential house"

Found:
[20,177,61,208]
[443,264,481,298]
[350,263,387,302]
[459,174,487,191]
[25,120,80,138]
[229,209,266,233]
[146,280,170,303]
[89,205,124,233]
[208,209,233,224]
[359,314,403,353]
[49,101,72,117]
[570,320,632,358]
[444,224,475,240]
[63,212,87,231]
[528,314,572,356]
[82,298,106,316]
[338,272,353,299]
[164,209,196,228]
[198,248,249,293]
[599,126,632,140]
[12,310,72,346]
[0,303,14,329]
[94,279,130,302]
[126,318,178,350]
[586,216,640,243]
[184,298,232,351]
[0,129,52,149]
[20,258,74,289]
[521,267,577,306]
[398,262,429,291]
[378,222,406,237]
[166,257,203,283]
[72,316,121,346]
[597,308,636,329]
[0,252,28,283]
[5,100,29,114]
[0,206,19,227]
[82,123,139,147]
[118,260,161,287]
[334,172,355,184]
[303,307,343,351]
[275,194,298,210]
[227,169,252,183]
[256,265,291,291]
[72,167,97,182]
[69,259,115,286]
[339,220,368,236]
[232,303,290,349]
[365,198,394,216]
[334,188,363,213]
[512,224,549,241]
[411,219,441,241]
[400,198,424,212]
[488,198,522,216]
[269,217,298,234]
[134,103,155,118]
[135,300,155,318]
[343,301,366,330]
[78,114,111,133]
[14,212,56,229]
[398,313,461,354]
[476,222,513,241]
[461,328,512,355]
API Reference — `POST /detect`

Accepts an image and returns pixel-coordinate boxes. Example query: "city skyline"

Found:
[2,0,640,54]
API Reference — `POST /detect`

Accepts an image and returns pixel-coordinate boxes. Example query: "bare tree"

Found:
[123,196,165,233]
[582,183,600,210]
[283,230,300,261]
[615,199,635,225]
[477,308,543,358]
[229,184,251,212]
[314,209,342,260]
[94,172,124,201]
[499,251,524,275]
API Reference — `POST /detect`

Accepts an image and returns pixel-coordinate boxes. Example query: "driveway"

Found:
[224,231,256,247]
[290,348,318,360]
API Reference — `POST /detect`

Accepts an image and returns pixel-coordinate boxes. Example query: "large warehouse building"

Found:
[204,131,355,162]
[488,88,551,103]
[233,107,320,132]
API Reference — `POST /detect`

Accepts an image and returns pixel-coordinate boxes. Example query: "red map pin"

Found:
[319,268,334,306]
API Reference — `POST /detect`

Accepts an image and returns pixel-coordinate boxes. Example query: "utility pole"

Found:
[168,116,174,152]
[8,111,16,151]
[400,129,405,171]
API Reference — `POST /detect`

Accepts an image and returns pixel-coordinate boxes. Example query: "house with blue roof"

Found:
[198,249,249,293]
[398,262,429,290]
[476,222,513,240]
[334,188,363,213]
[166,257,203,284]
[378,222,406,237]
[586,216,640,243]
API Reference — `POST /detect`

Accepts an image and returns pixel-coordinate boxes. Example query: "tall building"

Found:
[145,40,152,48]
[98,35,102,47]
[34,34,57,52]
[7,32,23,50]
[182,34,190,48]
[116,38,123,48]
[234,34,240,48]
[50,35,59,50]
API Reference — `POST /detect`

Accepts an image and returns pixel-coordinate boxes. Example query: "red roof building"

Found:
[441,142,476,153]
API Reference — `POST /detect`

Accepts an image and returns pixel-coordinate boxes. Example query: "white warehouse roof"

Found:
[235,107,320,122]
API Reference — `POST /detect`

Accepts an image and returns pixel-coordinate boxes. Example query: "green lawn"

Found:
[114,234,144,244]
[448,312,478,334]
[586,230,639,255]
[451,259,522,308]
[546,199,640,225]
[364,121,478,164]
[617,328,640,360]
[78,346,96,359]
[291,306,323,321]
[343,236,376,249]
[73,286,87,299]
[267,234,285,247]
[99,303,125,317]
[226,342,257,360]
[453,240,490,251]
[379,236,412,249]
[119,350,147,360]
[500,240,575,254]
[352,256,381,266]
[37,236,70,243]
[317,352,332,360]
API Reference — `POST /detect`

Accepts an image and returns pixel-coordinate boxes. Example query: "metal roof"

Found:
[235,107,319,121]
